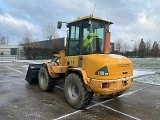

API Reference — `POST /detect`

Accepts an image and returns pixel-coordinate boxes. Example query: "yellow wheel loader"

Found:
[25,15,133,109]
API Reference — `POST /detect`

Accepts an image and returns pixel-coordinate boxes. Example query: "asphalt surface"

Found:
[0,62,160,120]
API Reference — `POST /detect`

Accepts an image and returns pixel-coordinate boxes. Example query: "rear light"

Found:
[122,80,128,86]
[102,82,109,88]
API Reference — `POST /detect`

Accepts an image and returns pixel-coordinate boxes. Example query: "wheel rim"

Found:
[68,83,79,100]
[40,72,47,86]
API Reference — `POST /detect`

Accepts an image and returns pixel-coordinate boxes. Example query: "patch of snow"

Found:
[134,73,160,85]
[130,58,160,85]
[133,70,155,78]
[16,60,51,64]
[108,54,125,59]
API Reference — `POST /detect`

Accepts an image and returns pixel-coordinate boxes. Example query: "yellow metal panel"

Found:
[88,76,133,95]
[66,56,79,67]
[51,66,68,73]
[82,54,133,80]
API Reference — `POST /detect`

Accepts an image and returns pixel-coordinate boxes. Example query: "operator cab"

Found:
[66,15,113,56]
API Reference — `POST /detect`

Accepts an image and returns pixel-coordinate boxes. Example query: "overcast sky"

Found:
[0,0,159,46]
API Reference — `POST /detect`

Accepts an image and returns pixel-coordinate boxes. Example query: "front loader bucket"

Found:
[25,64,43,84]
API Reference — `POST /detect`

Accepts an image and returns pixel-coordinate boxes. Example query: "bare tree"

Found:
[115,38,123,52]
[136,39,141,49]
[20,31,33,45]
[122,42,130,52]
[43,23,59,40]
[151,41,159,58]
[146,39,151,56]
[20,31,41,59]
[0,36,5,45]
[0,36,9,45]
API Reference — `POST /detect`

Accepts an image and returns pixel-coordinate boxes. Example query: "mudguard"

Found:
[25,64,43,84]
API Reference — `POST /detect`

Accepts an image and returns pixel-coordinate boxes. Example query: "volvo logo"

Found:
[118,64,130,67]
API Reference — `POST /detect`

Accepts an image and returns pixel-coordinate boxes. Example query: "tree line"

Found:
[138,39,159,58]
[114,38,160,58]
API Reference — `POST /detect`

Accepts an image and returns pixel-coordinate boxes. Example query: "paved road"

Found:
[0,62,160,120]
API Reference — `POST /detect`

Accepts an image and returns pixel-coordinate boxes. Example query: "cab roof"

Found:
[68,15,113,24]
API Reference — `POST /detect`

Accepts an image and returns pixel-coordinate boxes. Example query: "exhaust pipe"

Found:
[25,64,43,84]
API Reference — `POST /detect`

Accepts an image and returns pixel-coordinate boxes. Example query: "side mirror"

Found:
[57,21,62,29]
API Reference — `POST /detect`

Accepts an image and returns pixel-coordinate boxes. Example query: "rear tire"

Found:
[38,66,56,92]
[64,73,93,109]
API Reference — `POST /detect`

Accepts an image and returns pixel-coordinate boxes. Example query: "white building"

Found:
[0,45,20,55]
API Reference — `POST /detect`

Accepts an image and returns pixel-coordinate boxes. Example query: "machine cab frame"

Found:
[67,16,113,56]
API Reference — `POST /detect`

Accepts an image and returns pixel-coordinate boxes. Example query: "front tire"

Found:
[64,73,93,109]
[38,66,56,92]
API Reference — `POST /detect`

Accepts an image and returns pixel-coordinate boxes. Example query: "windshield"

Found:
[82,20,105,54]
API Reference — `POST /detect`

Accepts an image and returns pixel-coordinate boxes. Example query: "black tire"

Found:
[38,66,56,92]
[64,73,93,109]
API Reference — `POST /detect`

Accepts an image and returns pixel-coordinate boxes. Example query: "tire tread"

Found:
[38,66,56,92]
[65,73,93,109]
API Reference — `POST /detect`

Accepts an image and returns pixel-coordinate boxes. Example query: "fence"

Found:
[0,46,22,62]
[0,54,17,62]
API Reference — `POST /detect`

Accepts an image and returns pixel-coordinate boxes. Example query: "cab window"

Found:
[68,24,80,56]
[82,20,105,54]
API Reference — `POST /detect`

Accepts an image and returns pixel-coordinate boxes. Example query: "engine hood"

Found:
[82,54,133,80]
